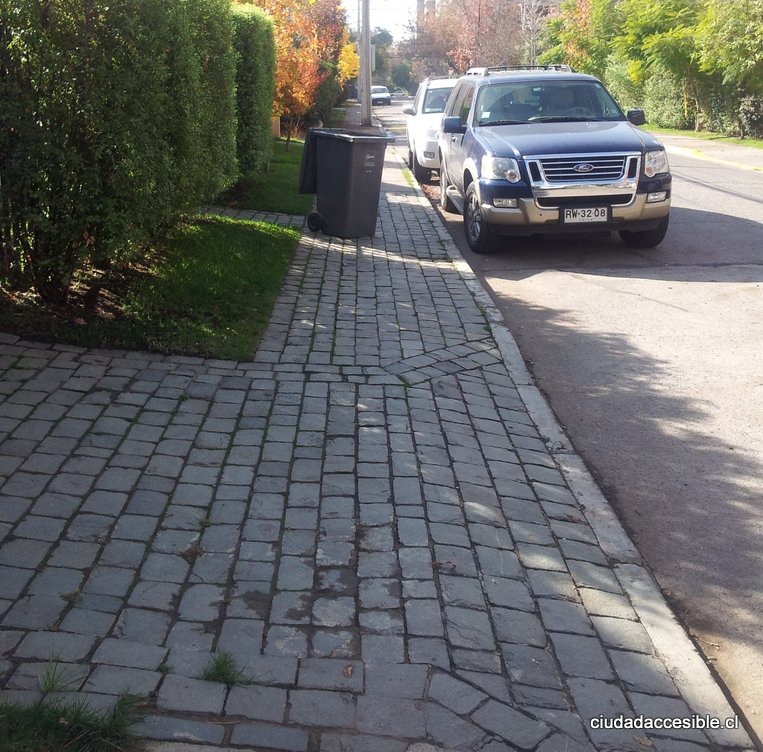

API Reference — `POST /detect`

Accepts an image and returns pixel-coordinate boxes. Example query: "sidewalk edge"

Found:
[387,144,755,748]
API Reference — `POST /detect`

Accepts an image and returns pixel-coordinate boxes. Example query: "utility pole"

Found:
[359,0,372,126]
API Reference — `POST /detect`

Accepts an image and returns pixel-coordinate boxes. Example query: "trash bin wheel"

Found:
[307,212,323,233]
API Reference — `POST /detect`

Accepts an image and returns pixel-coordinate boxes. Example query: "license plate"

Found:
[562,207,610,223]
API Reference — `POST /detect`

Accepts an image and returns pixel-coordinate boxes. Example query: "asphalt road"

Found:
[377,99,763,741]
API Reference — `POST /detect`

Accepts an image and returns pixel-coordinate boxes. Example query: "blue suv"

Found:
[438,66,671,253]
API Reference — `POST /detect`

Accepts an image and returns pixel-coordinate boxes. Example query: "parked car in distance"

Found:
[438,66,671,253]
[371,85,392,106]
[403,76,458,183]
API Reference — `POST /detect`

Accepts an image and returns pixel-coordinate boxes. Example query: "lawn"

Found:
[219,137,315,215]
[0,694,141,752]
[0,133,313,359]
[647,126,763,150]
[0,215,299,360]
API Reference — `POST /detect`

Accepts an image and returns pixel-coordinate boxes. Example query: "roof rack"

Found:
[466,64,574,76]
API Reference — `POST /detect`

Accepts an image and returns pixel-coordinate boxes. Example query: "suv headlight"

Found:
[644,149,669,177]
[481,156,521,183]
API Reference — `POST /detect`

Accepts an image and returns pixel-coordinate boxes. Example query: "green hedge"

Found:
[0,0,237,303]
[232,5,276,178]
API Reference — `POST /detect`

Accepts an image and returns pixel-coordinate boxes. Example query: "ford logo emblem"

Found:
[573,163,595,173]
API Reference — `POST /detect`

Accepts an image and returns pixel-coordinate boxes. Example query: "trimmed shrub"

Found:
[232,5,276,178]
[0,0,237,303]
[643,67,693,130]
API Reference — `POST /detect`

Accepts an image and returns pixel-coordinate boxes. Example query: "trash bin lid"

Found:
[312,127,394,143]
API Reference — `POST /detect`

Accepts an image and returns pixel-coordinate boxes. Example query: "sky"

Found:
[341,0,418,43]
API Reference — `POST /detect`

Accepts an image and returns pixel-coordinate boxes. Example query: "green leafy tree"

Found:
[697,0,763,94]
[539,0,620,79]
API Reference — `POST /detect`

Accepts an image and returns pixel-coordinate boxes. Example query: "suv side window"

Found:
[413,84,425,114]
[446,81,475,124]
[457,82,476,126]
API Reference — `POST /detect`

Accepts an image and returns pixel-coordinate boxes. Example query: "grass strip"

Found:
[0,693,141,752]
[220,138,315,215]
[0,215,299,361]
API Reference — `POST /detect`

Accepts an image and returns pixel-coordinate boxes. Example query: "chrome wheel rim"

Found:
[466,192,481,242]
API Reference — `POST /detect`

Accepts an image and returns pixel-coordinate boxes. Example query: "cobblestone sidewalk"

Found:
[0,139,754,752]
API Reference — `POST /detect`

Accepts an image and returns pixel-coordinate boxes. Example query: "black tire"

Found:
[307,211,323,233]
[407,148,414,170]
[412,152,431,183]
[619,215,669,248]
[464,183,497,254]
[439,159,457,213]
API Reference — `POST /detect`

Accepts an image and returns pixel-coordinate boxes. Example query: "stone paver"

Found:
[0,106,752,752]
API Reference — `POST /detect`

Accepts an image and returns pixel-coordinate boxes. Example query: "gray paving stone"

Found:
[225,683,287,722]
[591,615,655,653]
[59,607,117,636]
[132,714,225,745]
[231,720,309,751]
[320,733,408,752]
[217,618,265,663]
[483,575,534,611]
[84,664,161,696]
[288,688,356,727]
[548,632,613,679]
[408,637,451,669]
[538,598,595,636]
[3,594,66,630]
[264,625,309,657]
[438,574,486,610]
[15,631,95,661]
[578,587,638,620]
[92,638,167,670]
[406,599,445,637]
[0,567,33,599]
[502,644,564,689]
[299,658,363,692]
[445,606,495,651]
[526,570,579,601]
[361,633,405,664]
[277,557,315,590]
[355,694,426,737]
[609,649,680,695]
[428,672,487,714]
[157,674,226,714]
[426,702,488,748]
[471,699,551,749]
[113,607,172,643]
[271,591,311,625]
[494,607,547,647]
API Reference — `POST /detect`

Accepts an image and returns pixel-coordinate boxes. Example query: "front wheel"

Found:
[619,216,669,248]
[439,159,457,213]
[464,183,498,254]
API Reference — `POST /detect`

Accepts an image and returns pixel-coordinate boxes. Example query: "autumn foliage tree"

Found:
[408,0,528,75]
[238,0,352,133]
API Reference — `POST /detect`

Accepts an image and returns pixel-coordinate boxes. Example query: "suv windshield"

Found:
[475,80,624,125]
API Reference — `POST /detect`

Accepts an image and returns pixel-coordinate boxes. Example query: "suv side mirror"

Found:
[627,109,647,126]
[402,104,415,116]
[442,116,466,134]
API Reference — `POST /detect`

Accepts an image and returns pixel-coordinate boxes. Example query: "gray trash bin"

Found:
[299,128,391,238]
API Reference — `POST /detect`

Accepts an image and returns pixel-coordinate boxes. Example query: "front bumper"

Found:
[477,175,671,235]
[416,137,441,169]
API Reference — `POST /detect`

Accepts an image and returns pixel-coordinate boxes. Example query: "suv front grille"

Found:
[531,154,639,183]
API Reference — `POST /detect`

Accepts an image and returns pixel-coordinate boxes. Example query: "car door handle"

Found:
[451,136,458,142]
